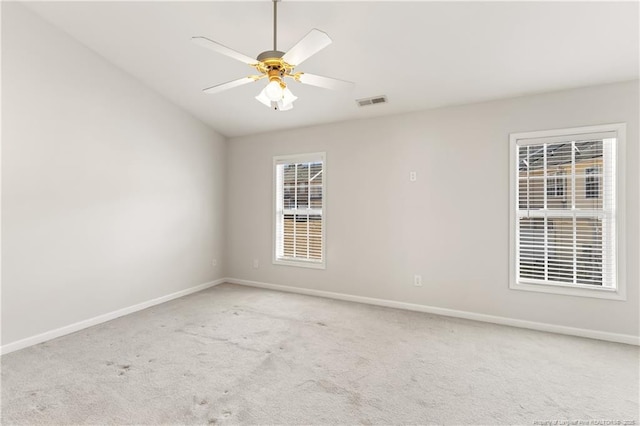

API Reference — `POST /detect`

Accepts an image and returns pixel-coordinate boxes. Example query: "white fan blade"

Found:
[297,73,354,91]
[203,77,256,95]
[282,29,332,67]
[192,36,257,65]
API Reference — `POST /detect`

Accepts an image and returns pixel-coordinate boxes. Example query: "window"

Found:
[547,171,566,199]
[509,124,626,300]
[585,166,600,199]
[273,153,325,268]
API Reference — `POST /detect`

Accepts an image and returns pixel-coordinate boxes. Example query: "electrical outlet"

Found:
[409,171,417,182]
[211,259,217,267]
[252,259,260,269]
[414,275,422,287]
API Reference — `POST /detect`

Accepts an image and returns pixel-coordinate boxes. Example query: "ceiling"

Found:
[24,1,639,138]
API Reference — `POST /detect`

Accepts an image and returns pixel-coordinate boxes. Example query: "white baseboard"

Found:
[226,278,640,346]
[4,277,636,355]
[0,278,226,356]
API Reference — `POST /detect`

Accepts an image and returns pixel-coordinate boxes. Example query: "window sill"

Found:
[510,280,626,301]
[273,258,326,270]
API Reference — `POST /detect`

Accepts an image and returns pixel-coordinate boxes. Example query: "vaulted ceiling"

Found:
[25,1,639,138]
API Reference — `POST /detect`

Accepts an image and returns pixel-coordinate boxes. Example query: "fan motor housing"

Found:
[255,50,295,78]
[257,50,285,62]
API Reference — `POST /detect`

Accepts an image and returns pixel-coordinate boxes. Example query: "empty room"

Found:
[1,0,639,424]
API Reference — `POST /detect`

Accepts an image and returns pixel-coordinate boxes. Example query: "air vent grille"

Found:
[356,95,388,107]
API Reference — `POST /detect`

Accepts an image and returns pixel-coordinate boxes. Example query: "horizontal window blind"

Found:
[516,136,616,289]
[274,154,324,266]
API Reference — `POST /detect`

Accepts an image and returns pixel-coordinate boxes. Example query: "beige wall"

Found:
[227,80,639,337]
[1,4,227,345]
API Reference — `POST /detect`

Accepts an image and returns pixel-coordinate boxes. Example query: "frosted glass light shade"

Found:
[275,87,297,111]
[277,100,293,111]
[265,81,284,101]
[256,85,297,111]
[282,87,298,106]
[255,88,272,107]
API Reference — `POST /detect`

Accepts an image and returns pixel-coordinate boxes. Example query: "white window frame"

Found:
[509,123,626,300]
[273,152,326,269]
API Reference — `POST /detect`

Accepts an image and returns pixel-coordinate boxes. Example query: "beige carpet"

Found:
[2,283,638,424]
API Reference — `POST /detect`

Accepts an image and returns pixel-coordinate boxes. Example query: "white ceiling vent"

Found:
[356,95,388,107]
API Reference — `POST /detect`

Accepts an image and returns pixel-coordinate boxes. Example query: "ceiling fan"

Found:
[192,0,354,111]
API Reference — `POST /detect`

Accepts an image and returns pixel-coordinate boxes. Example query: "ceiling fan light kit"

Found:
[192,0,353,111]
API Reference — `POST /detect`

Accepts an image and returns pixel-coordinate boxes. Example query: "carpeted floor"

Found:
[2,283,638,425]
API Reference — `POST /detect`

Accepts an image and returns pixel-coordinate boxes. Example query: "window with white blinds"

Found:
[274,153,325,268]
[510,124,626,300]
